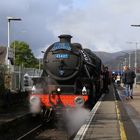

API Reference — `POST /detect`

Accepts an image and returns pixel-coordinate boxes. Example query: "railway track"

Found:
[16,124,43,140]
[0,110,84,140]
[0,114,42,140]
[16,102,97,139]
[16,121,75,140]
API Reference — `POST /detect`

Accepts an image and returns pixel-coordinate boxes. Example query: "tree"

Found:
[10,41,39,68]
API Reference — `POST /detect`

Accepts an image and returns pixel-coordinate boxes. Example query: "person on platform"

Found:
[122,66,136,99]
[116,74,121,86]
[102,66,110,93]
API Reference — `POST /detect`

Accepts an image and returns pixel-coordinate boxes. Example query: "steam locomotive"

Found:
[29,35,103,121]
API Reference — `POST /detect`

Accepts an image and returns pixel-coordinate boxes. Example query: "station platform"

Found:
[74,84,140,140]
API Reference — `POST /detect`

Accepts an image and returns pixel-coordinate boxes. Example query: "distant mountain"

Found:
[94,51,124,64]
[94,50,140,71]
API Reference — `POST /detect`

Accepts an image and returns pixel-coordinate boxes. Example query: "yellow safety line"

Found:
[115,100,127,140]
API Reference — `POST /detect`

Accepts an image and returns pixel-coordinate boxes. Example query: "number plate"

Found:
[55,54,69,59]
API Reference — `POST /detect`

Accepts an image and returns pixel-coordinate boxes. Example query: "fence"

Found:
[0,64,42,92]
[12,65,42,91]
[1,64,140,92]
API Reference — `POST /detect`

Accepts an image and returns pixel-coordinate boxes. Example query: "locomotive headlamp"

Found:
[74,96,85,107]
[30,96,41,113]
[30,96,40,105]
[82,86,87,95]
[57,88,61,92]
[32,85,36,94]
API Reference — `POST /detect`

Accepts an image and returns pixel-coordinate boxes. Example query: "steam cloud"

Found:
[64,107,90,136]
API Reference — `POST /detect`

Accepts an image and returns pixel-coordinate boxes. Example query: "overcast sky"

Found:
[0,0,140,57]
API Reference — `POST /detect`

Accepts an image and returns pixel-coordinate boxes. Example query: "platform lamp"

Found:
[130,24,140,87]
[121,51,131,68]
[5,17,22,92]
[127,41,139,87]
[6,17,22,69]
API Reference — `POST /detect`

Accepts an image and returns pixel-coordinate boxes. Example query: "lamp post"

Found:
[124,58,127,66]
[121,63,123,75]
[131,25,140,27]
[6,17,22,68]
[128,52,131,68]
[121,51,131,68]
[134,43,137,87]
[127,41,139,87]
[130,24,140,87]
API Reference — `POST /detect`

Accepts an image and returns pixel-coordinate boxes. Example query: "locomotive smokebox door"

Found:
[43,35,82,81]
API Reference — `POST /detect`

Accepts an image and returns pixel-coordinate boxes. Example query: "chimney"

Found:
[58,34,72,43]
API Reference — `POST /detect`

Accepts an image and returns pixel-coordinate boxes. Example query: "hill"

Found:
[94,51,123,64]
[94,50,140,71]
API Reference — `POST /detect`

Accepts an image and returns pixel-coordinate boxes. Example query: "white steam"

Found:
[65,107,90,136]
[29,96,41,113]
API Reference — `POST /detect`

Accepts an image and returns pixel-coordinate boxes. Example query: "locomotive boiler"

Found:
[29,34,103,121]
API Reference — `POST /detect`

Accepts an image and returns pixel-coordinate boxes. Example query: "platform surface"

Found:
[74,84,140,140]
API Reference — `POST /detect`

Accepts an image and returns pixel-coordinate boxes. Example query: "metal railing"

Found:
[0,64,42,92]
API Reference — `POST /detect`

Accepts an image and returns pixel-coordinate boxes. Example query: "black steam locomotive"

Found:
[29,35,103,120]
